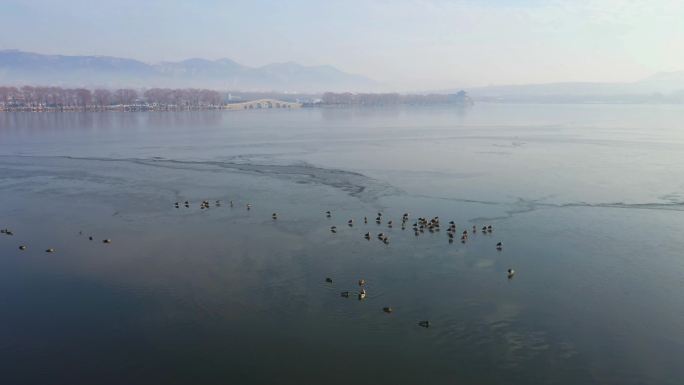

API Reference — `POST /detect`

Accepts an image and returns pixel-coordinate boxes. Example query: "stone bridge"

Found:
[224,99,302,110]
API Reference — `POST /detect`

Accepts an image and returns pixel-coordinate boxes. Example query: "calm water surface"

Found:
[1,104,683,385]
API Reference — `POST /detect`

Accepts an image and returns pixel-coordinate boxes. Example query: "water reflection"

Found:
[1,106,684,385]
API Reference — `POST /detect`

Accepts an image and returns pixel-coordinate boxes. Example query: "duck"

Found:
[45,248,55,253]
[325,211,331,217]
[325,277,333,283]
[496,242,503,250]
[383,307,393,313]
[6,230,13,236]
[377,232,385,239]
[507,269,515,278]
[340,291,350,298]
[230,200,234,207]
[418,320,431,328]
[364,232,371,240]
[330,226,337,233]
[472,225,477,232]
[88,236,93,241]
[358,279,366,286]
[102,239,112,244]
[272,213,278,219]
[382,236,390,244]
[487,225,493,232]
[387,220,393,228]
[364,216,368,224]
[348,219,354,226]
[19,245,26,250]
[246,203,252,210]
[358,288,367,300]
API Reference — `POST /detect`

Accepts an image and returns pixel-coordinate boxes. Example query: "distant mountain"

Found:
[0,50,378,92]
[462,73,684,103]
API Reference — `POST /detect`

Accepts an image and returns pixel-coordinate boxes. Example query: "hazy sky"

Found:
[1,0,683,90]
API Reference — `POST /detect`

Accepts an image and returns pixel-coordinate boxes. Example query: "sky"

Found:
[1,0,683,91]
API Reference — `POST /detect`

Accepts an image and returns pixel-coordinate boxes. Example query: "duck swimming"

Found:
[272,213,278,219]
[102,239,112,244]
[45,248,55,253]
[496,242,503,250]
[358,279,366,286]
[418,320,431,328]
[340,291,350,298]
[358,288,367,300]
[383,307,393,313]
[330,226,337,233]
[507,269,515,278]
[325,277,333,283]
[19,245,26,250]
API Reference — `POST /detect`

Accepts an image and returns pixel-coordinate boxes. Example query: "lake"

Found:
[1,104,683,385]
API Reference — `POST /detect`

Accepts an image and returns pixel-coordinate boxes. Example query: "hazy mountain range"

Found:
[2,49,684,102]
[461,72,684,103]
[0,50,378,92]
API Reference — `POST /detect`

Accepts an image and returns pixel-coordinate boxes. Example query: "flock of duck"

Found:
[1,227,113,253]
[2,199,514,330]
[172,199,516,328]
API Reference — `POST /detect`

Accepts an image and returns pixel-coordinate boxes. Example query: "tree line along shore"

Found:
[0,86,473,112]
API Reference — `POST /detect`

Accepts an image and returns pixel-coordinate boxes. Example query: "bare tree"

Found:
[93,89,112,107]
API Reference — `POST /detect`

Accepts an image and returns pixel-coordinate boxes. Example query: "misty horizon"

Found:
[2,0,684,91]
[1,48,681,90]
[3,49,684,103]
